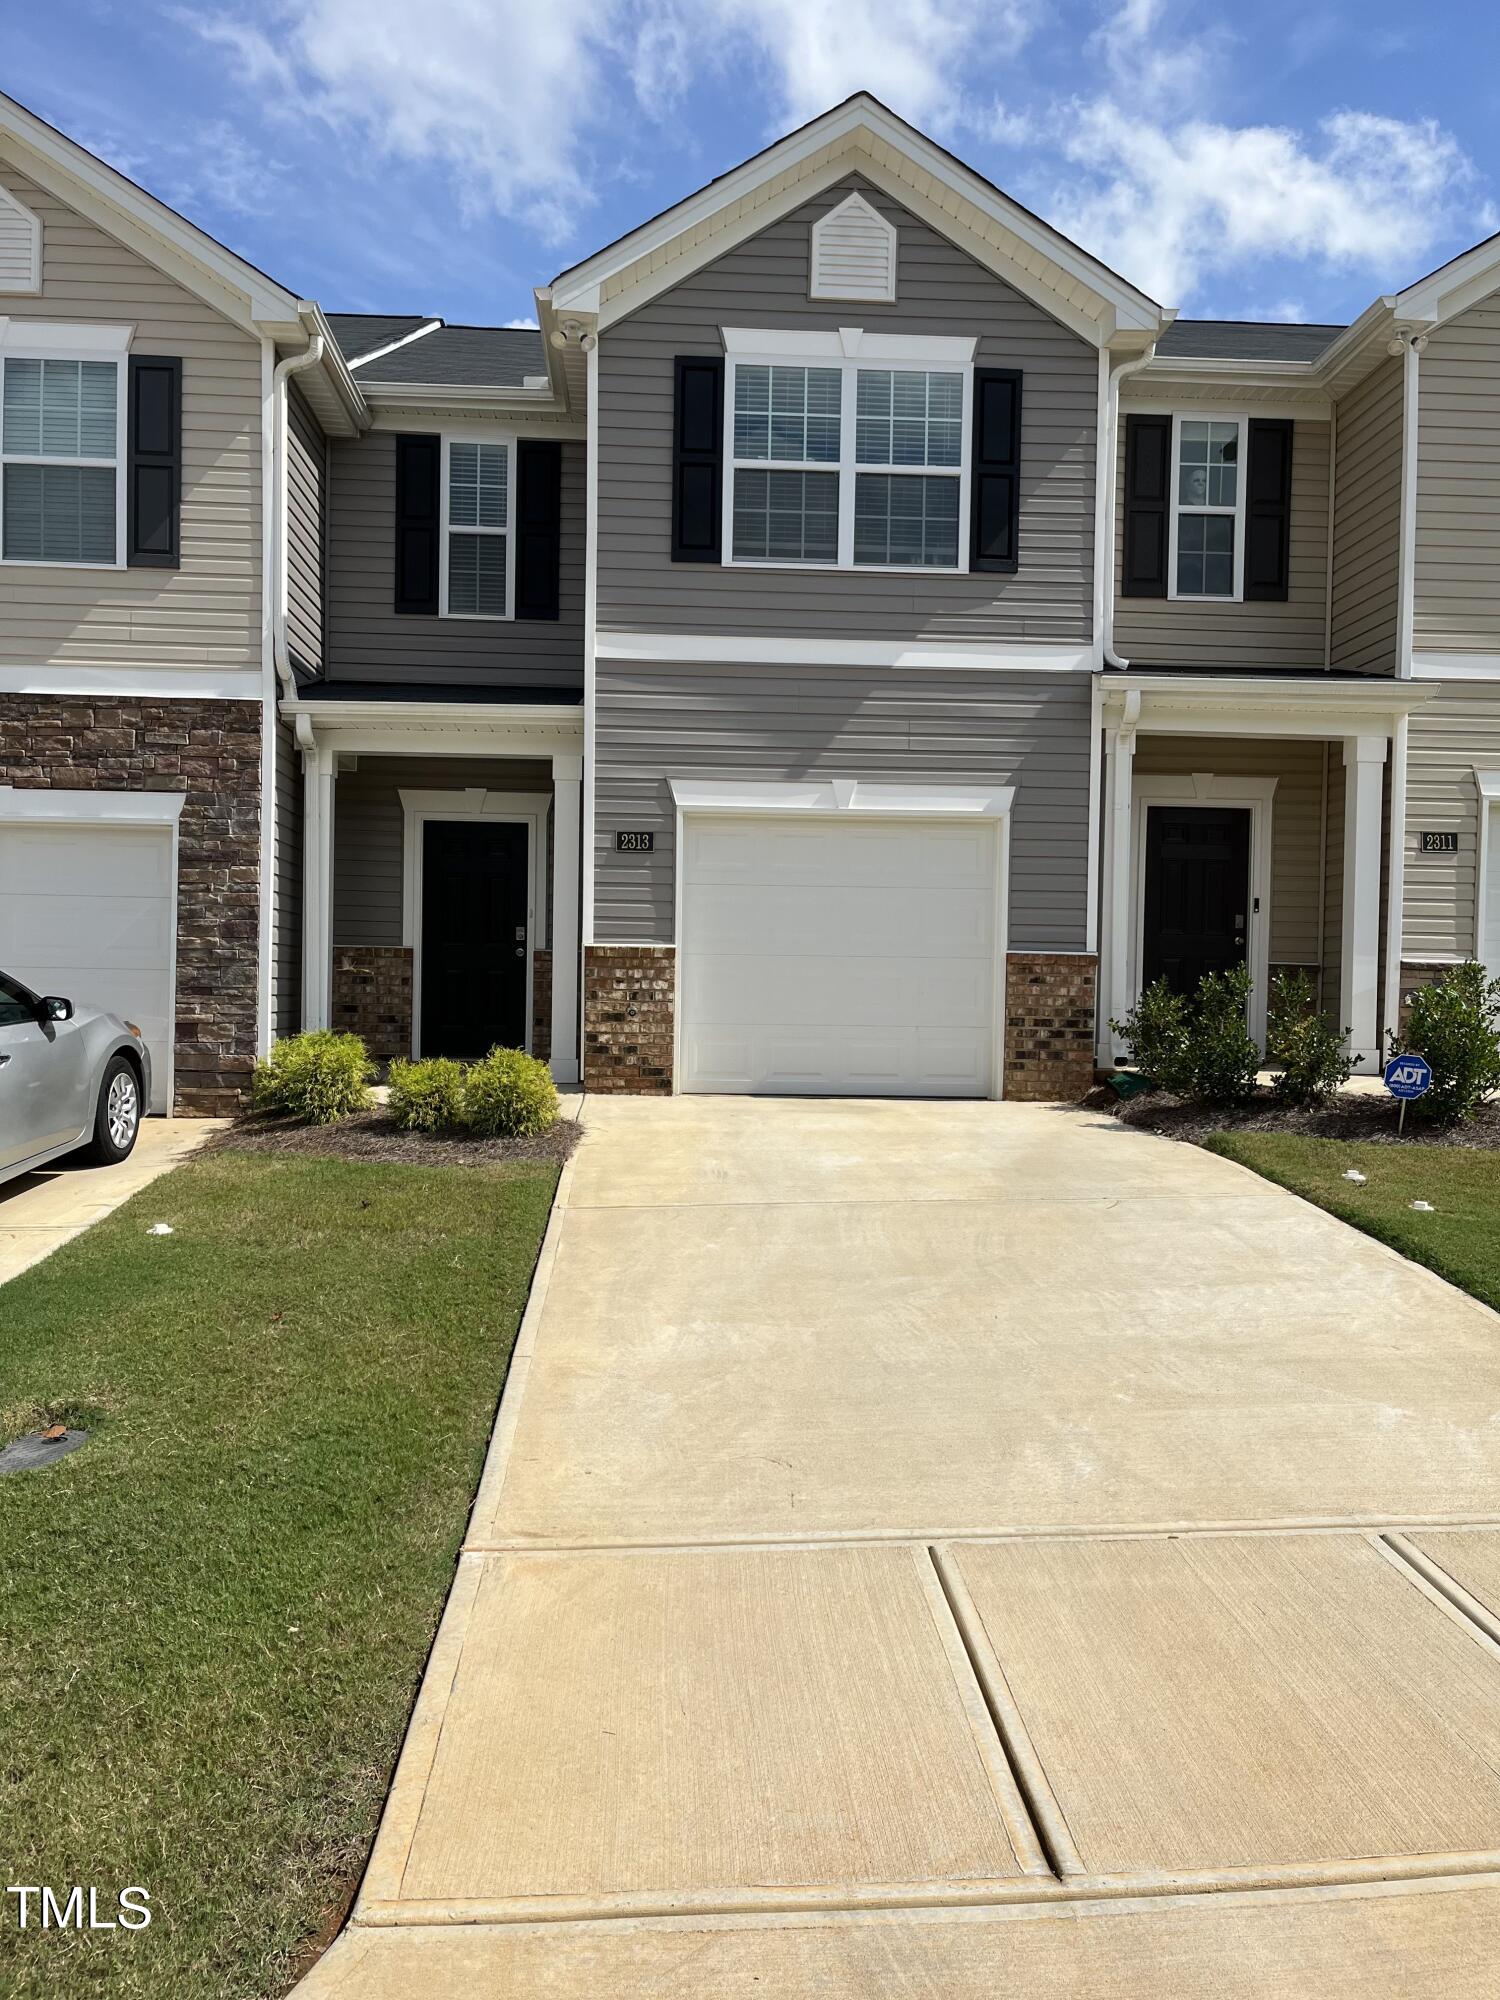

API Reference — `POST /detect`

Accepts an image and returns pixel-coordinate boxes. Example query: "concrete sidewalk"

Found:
[300,1098,1500,1996]
[0,1117,224,1285]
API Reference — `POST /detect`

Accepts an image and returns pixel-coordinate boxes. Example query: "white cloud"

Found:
[1087,0,1224,113]
[1050,102,1476,304]
[505,317,540,330]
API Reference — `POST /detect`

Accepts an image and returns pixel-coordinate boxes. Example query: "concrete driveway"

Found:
[303,1097,1500,1997]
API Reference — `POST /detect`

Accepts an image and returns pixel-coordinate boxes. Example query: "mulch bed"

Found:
[209,1109,584,1168]
[1097,1085,1500,1151]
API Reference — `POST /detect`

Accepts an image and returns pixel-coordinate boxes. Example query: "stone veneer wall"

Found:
[331,946,413,1063]
[0,694,261,1115]
[583,943,674,1093]
[1003,952,1098,1101]
[531,948,552,1063]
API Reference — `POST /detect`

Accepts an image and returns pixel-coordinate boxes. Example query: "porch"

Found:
[285,689,583,1084]
[1098,674,1432,1071]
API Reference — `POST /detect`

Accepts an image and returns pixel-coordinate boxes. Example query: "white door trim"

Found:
[1477,771,1500,978]
[0,784,184,1111]
[668,775,1014,1099]
[399,788,547,1058]
[1129,774,1277,1047]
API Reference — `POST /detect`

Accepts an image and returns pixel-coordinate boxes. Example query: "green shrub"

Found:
[252,1030,373,1125]
[1267,969,1353,1106]
[387,1056,466,1132]
[1111,965,1259,1106]
[1398,961,1500,1123]
[461,1046,559,1138]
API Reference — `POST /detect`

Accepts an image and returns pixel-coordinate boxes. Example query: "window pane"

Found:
[449,442,506,529]
[79,364,118,458]
[855,369,963,468]
[3,359,42,455]
[1179,418,1237,508]
[732,468,838,562]
[734,365,840,464]
[853,473,959,567]
[448,531,507,615]
[3,463,116,563]
[1176,509,1234,596]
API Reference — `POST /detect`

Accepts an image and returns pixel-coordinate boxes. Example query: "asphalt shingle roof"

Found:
[1156,319,1346,362]
[352,325,547,387]
[325,313,434,363]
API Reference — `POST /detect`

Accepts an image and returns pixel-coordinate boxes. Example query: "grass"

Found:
[1206,1131,1500,1312]
[0,1147,558,1998]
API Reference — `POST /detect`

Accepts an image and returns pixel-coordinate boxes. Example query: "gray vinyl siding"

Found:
[1132,736,1327,968]
[273,716,302,1037]
[286,381,324,675]
[324,432,584,689]
[1414,296,1500,655]
[1402,680,1500,961]
[332,756,552,947]
[593,662,1093,951]
[596,177,1097,646]
[1322,753,1345,1016]
[0,163,262,674]
[1113,416,1330,669]
[1329,356,1402,674]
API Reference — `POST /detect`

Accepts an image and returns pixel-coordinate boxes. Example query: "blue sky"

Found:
[5,0,1499,329]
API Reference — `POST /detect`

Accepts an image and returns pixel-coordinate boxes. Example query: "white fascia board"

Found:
[596,632,1093,672]
[0,113,299,334]
[1098,672,1434,736]
[1476,770,1500,801]
[282,697,583,731]
[0,317,132,355]
[357,380,566,416]
[670,774,1015,818]
[721,326,976,363]
[1122,395,1333,422]
[0,781,186,824]
[1396,234,1500,327]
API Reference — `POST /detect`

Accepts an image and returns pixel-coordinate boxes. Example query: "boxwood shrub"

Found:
[461,1046,559,1138]
[252,1030,373,1125]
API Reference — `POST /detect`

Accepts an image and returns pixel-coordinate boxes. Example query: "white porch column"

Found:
[1103,693,1140,1058]
[549,753,582,1085]
[299,723,335,1032]
[1341,734,1387,1070]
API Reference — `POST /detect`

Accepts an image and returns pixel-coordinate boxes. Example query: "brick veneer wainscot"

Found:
[1003,952,1098,1102]
[531,948,552,1064]
[0,695,261,1115]
[331,946,413,1062]
[583,943,674,1092]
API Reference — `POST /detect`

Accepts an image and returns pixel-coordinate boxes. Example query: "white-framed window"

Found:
[1168,414,1245,600]
[439,433,514,618]
[723,330,974,573]
[1,352,126,569]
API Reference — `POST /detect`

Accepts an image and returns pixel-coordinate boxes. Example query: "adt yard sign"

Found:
[1385,1054,1432,1101]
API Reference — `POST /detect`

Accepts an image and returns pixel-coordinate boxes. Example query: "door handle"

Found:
[515,946,525,958]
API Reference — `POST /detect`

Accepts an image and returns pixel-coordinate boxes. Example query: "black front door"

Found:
[1141,805,1251,997]
[420,820,529,1058]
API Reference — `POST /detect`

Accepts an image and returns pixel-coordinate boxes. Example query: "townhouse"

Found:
[0,89,1496,1114]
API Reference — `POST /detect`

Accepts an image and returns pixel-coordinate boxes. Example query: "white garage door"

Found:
[679,814,999,1097]
[0,823,173,1112]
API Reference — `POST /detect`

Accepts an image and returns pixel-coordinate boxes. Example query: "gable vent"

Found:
[0,184,41,294]
[810,192,896,303]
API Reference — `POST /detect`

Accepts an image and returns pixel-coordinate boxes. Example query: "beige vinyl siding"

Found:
[0,160,262,673]
[596,176,1097,646]
[1402,681,1500,962]
[332,756,552,948]
[1113,414,1330,669]
[286,380,323,674]
[1132,737,1327,968]
[593,661,1092,951]
[1414,297,1500,655]
[324,432,584,690]
[1329,356,1402,674]
[273,715,302,1037]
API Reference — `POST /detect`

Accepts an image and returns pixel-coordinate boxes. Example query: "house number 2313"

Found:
[615,830,654,852]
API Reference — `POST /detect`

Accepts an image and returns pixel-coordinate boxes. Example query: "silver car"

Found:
[0,969,152,1186]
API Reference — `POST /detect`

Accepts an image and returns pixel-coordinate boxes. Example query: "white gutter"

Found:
[271,320,326,694]
[1393,326,1429,681]
[1099,342,1160,670]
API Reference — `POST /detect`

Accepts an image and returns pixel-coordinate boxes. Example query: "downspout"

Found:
[1099,342,1160,670]
[272,322,326,694]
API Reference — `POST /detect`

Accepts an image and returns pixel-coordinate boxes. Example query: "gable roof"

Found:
[1157,319,1345,362]
[353,323,547,387]
[326,313,436,362]
[548,93,1167,349]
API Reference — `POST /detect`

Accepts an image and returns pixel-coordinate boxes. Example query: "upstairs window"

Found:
[724,334,974,572]
[1171,417,1243,599]
[1,355,122,567]
[442,436,512,618]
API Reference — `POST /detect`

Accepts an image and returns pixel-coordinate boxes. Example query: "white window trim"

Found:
[399,787,547,1057]
[0,340,128,572]
[1476,770,1500,976]
[438,432,516,621]
[1166,411,1247,604]
[721,329,975,577]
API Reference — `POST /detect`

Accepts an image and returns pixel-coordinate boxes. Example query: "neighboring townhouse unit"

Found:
[3,89,1498,1112]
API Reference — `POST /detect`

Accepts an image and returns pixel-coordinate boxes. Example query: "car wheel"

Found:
[86,1055,142,1165]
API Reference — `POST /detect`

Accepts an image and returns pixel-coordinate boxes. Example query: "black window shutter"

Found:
[1121,413,1171,598]
[1244,419,1294,602]
[394,433,441,614]
[970,368,1022,573]
[515,440,562,619]
[672,355,723,563]
[127,355,181,568]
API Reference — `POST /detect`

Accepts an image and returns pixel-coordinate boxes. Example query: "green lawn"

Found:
[1206,1132,1500,1311]
[0,1148,557,1999]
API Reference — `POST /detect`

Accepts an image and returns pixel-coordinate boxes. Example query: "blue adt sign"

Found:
[1384,1054,1433,1101]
